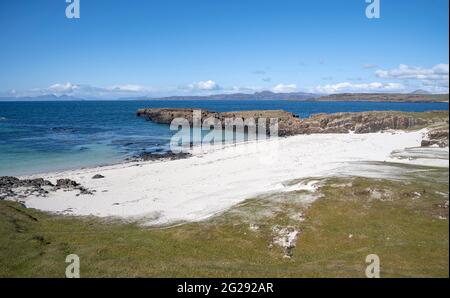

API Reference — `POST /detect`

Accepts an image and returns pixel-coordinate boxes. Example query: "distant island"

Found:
[307,92,449,103]
[143,90,449,102]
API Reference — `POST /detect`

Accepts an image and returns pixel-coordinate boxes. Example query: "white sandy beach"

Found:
[17,129,449,226]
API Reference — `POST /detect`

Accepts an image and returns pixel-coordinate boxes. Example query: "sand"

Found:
[16,129,448,226]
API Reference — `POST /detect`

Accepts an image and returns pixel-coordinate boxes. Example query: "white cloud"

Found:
[111,84,146,92]
[374,64,449,93]
[6,80,263,99]
[47,82,80,92]
[312,82,405,94]
[227,86,261,93]
[433,63,449,75]
[9,80,226,99]
[419,79,449,94]
[375,64,449,80]
[272,84,297,93]
[11,82,152,99]
[188,80,221,91]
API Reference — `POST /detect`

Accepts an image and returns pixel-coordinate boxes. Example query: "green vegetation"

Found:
[308,93,449,103]
[0,164,448,277]
[404,110,449,131]
[402,110,448,123]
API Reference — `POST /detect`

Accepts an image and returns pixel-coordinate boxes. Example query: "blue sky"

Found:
[0,0,448,98]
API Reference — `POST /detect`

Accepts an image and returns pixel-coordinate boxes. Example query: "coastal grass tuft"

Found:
[0,165,448,277]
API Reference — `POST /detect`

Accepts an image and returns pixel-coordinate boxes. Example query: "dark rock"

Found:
[1,176,94,199]
[92,174,105,179]
[22,178,54,188]
[78,187,94,195]
[421,140,432,147]
[1,176,53,189]
[1,176,54,200]
[54,178,94,196]
[55,179,79,188]
[429,130,449,140]
[137,152,192,162]
[421,128,449,148]
[0,176,21,188]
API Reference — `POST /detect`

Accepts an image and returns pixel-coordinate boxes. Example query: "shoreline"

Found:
[5,128,448,226]
[17,128,449,180]
[2,106,448,177]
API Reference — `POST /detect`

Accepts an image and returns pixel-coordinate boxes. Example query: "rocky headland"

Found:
[137,108,449,144]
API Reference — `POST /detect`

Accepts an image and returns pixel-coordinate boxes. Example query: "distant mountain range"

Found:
[410,89,432,95]
[129,90,448,102]
[144,91,321,101]
[0,90,448,102]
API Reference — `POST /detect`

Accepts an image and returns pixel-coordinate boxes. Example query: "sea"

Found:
[0,100,448,176]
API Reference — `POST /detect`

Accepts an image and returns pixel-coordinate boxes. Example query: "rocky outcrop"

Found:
[286,112,430,135]
[137,108,296,135]
[137,108,216,125]
[0,177,54,200]
[421,128,449,148]
[0,177,92,200]
[137,108,295,125]
[137,108,443,137]
[130,151,192,162]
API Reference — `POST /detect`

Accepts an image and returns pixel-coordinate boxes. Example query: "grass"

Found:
[0,164,448,277]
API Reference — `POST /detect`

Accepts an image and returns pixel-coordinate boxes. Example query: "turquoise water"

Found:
[0,100,448,176]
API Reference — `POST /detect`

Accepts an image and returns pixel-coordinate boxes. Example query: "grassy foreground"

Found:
[0,164,448,277]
